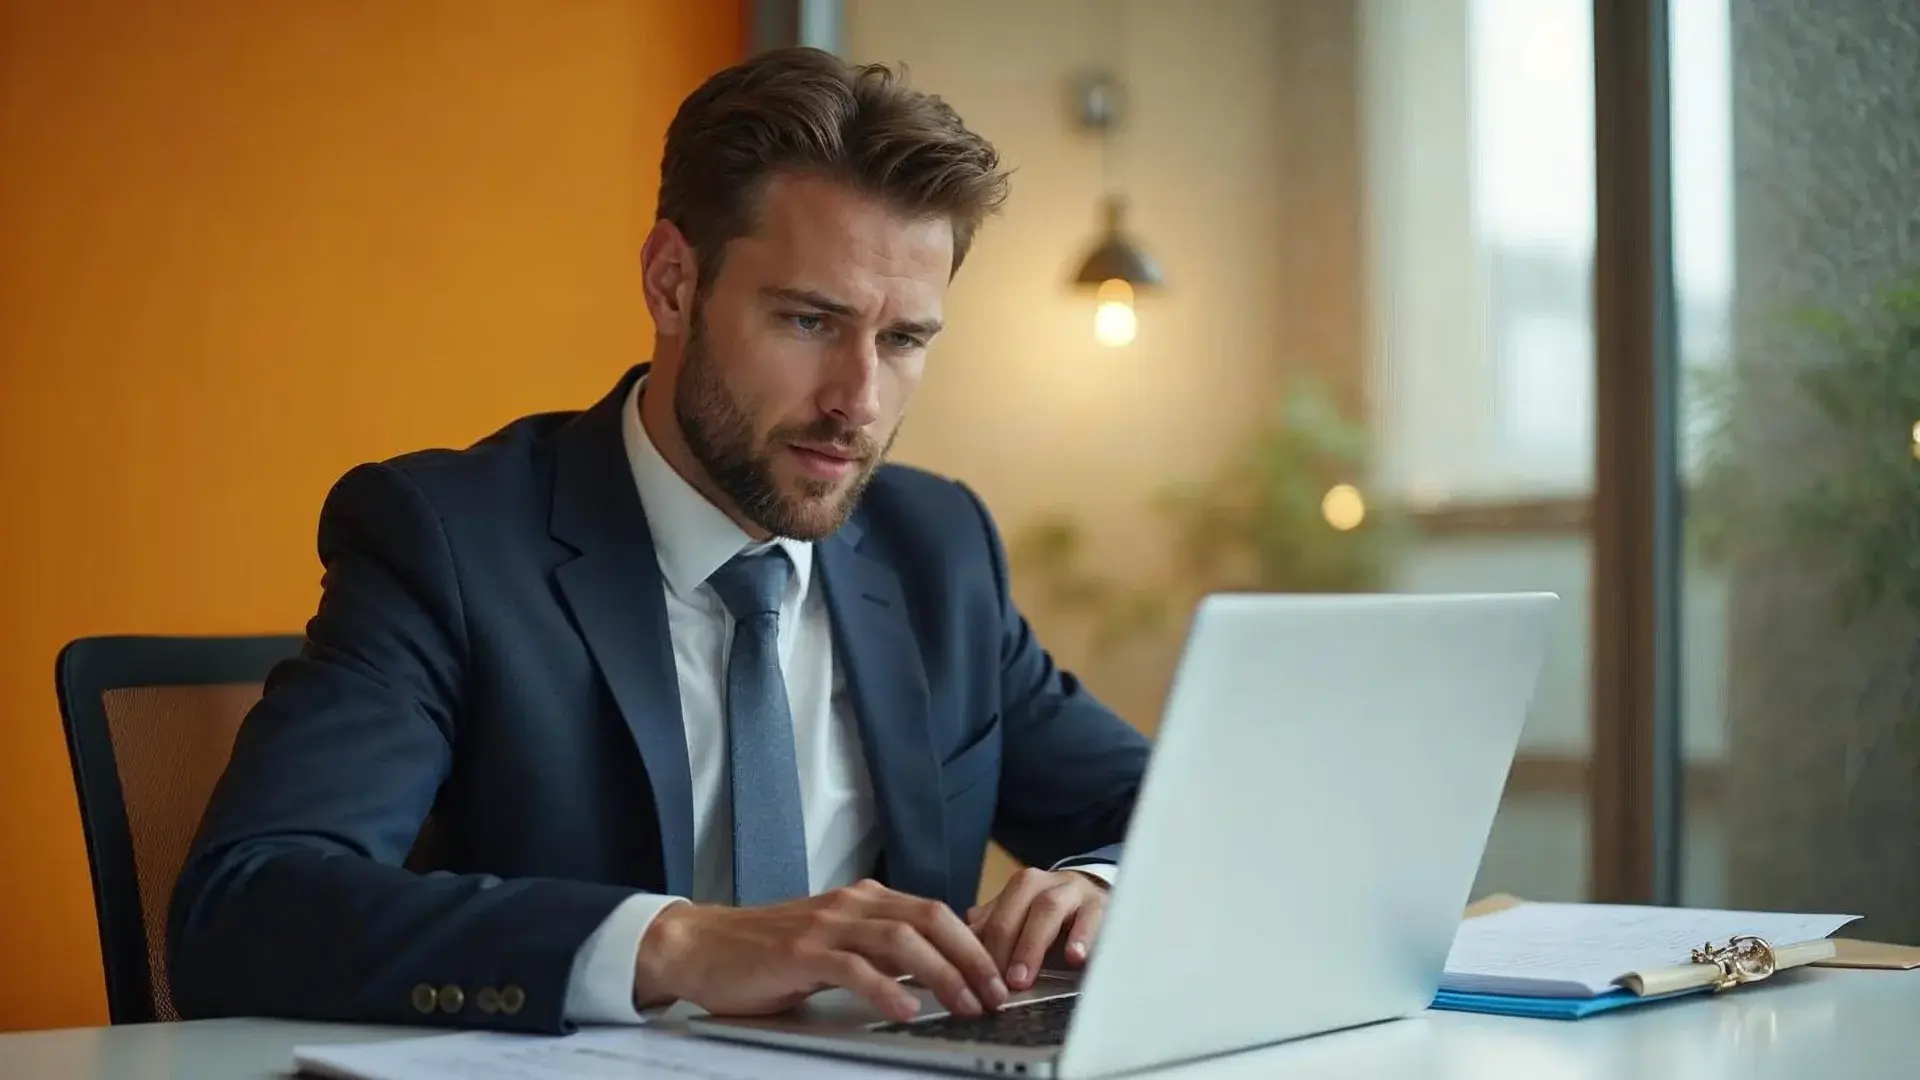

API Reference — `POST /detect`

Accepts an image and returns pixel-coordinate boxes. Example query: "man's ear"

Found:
[641,219,699,336]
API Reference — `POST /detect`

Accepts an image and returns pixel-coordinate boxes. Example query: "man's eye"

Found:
[882,331,925,351]
[787,313,826,334]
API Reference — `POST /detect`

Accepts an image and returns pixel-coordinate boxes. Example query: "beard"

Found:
[674,306,892,541]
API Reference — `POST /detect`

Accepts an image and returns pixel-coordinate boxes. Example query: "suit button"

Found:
[438,984,466,1013]
[499,985,526,1015]
[410,984,437,1014]
[476,986,502,1014]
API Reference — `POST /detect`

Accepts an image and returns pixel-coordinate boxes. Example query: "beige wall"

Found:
[844,0,1357,734]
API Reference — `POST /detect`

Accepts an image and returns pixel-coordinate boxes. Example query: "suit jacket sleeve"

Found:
[167,462,638,1034]
[959,483,1152,872]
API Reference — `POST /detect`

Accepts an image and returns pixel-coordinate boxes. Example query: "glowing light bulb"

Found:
[1322,484,1367,531]
[1911,420,1920,460]
[1094,301,1137,347]
[1093,278,1137,347]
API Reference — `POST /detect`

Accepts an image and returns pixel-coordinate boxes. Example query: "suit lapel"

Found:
[818,521,950,905]
[549,368,696,897]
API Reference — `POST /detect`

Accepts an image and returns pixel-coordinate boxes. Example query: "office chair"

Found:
[56,633,303,1024]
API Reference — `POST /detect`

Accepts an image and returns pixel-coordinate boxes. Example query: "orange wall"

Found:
[0,0,741,1032]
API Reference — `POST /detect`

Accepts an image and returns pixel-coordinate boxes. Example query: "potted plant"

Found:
[1691,275,1920,627]
[1011,379,1403,658]
[1689,274,1920,741]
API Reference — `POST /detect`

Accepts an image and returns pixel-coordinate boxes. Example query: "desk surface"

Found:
[2,969,1914,1079]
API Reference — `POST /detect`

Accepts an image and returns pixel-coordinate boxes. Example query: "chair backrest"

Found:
[56,634,303,1025]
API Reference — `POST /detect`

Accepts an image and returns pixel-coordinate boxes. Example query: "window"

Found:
[1363,0,1596,505]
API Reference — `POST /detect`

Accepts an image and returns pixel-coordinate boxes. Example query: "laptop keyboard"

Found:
[875,994,1078,1047]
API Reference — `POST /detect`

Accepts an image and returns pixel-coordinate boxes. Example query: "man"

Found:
[168,47,1150,1034]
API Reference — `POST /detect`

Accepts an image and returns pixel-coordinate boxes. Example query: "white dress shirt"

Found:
[562,377,1111,1024]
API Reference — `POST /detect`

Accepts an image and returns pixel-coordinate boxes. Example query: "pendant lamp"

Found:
[1069,68,1163,348]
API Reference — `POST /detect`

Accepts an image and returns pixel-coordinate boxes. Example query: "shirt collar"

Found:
[621,374,813,602]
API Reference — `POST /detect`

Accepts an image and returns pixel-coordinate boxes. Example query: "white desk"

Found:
[2,969,1914,1079]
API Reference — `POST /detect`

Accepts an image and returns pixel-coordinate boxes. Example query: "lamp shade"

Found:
[1071,195,1164,289]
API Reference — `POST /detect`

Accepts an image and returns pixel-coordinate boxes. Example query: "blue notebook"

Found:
[1430,986,1701,1020]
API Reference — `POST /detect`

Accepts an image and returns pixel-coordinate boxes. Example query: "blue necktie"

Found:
[706,550,811,906]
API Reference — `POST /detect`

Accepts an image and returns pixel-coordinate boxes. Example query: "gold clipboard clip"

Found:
[1691,934,1779,992]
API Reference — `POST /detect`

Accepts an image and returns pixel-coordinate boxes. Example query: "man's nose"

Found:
[822,341,882,429]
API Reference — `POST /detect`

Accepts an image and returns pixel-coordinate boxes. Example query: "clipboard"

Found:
[1430,895,1897,1019]
[1465,894,1920,972]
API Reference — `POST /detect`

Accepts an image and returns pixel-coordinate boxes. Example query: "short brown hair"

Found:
[658,47,1009,291]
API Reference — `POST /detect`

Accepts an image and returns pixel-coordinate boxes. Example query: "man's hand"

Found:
[966,868,1109,991]
[632,878,1009,1022]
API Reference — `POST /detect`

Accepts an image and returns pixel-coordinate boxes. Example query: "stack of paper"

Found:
[296,1026,922,1080]
[1434,902,1860,1019]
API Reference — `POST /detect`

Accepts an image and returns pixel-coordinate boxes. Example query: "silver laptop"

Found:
[689,591,1558,1077]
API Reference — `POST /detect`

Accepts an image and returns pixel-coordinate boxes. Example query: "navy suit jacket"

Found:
[168,366,1151,1034]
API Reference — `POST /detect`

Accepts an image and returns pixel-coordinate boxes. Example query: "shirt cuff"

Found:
[1052,859,1117,889]
[563,893,689,1025]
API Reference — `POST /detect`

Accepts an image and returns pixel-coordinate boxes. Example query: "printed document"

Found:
[295,1026,923,1080]
[1443,902,1859,997]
